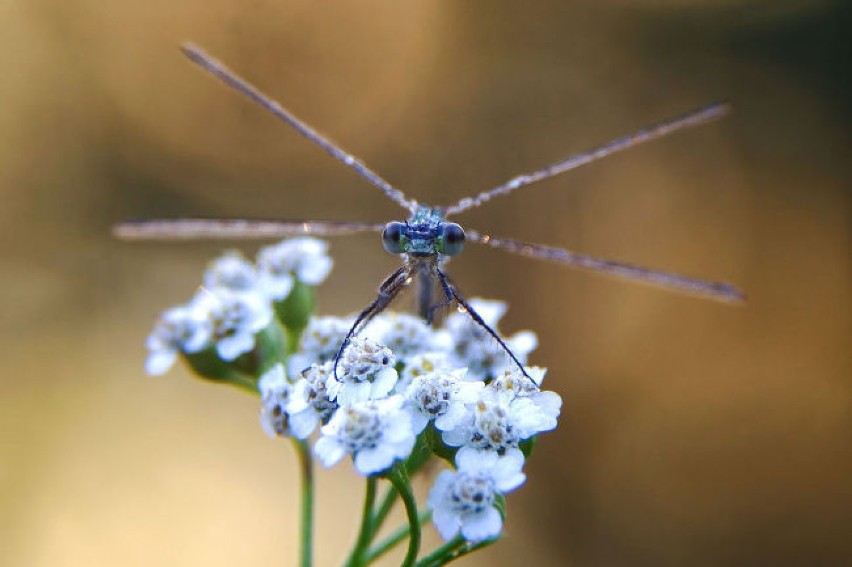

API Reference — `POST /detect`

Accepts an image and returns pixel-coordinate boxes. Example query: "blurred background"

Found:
[1,1,849,565]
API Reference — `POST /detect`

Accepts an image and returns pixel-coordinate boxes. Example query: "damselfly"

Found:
[115,43,745,380]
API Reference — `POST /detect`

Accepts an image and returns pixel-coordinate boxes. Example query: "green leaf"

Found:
[275,280,315,342]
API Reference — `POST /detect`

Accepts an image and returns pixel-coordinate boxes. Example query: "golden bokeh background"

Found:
[1,1,849,565]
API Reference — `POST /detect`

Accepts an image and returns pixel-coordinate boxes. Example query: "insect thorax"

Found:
[404,206,448,257]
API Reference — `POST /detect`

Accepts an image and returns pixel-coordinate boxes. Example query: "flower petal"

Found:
[313,437,345,468]
[355,445,395,476]
[145,350,177,376]
[460,507,502,542]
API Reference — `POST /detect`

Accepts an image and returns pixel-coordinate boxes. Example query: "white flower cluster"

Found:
[144,235,562,546]
[259,299,562,543]
[144,238,333,376]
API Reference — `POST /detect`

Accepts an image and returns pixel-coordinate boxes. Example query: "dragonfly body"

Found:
[379,205,464,321]
[115,43,745,381]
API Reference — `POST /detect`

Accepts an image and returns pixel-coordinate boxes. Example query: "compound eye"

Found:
[440,222,465,256]
[382,221,406,254]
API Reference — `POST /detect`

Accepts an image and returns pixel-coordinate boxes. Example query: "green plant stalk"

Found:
[345,477,377,567]
[294,439,314,567]
[364,510,432,564]
[439,538,496,565]
[368,434,429,540]
[387,464,421,567]
[226,373,261,394]
[414,536,464,567]
[369,486,398,538]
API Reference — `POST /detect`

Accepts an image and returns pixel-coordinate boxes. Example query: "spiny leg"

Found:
[332,266,412,381]
[425,267,457,324]
[435,268,534,383]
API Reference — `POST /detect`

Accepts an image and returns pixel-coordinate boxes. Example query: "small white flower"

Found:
[287,316,352,376]
[285,361,339,439]
[403,368,483,434]
[490,366,562,432]
[145,303,210,375]
[258,364,294,438]
[203,250,258,292]
[366,313,436,359]
[257,237,333,300]
[441,385,560,461]
[326,337,398,405]
[428,449,526,542]
[194,289,273,361]
[313,395,415,475]
[436,298,538,380]
[395,351,451,393]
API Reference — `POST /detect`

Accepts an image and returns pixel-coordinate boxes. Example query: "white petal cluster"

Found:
[145,303,210,375]
[402,368,483,434]
[258,364,294,437]
[257,237,333,300]
[441,373,561,461]
[313,396,415,476]
[327,337,398,405]
[396,351,451,393]
[195,289,273,361]
[436,298,538,380]
[428,450,525,542]
[145,237,332,375]
[145,234,564,550]
[286,362,339,439]
[151,239,566,547]
[366,313,437,357]
[288,316,353,376]
[490,366,562,429]
[203,250,259,293]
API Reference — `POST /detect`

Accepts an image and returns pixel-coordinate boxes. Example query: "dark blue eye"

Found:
[440,222,465,256]
[382,221,406,254]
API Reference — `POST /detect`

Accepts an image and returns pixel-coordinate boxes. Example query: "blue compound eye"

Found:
[382,221,406,254]
[440,222,465,256]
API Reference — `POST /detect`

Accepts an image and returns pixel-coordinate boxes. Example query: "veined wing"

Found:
[181,43,417,212]
[466,230,745,303]
[113,219,385,240]
[444,103,730,215]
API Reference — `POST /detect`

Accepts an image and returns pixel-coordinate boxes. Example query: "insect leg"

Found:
[435,268,534,384]
[332,266,412,381]
[425,267,456,324]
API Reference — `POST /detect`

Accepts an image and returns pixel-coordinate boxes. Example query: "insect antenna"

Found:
[435,268,535,384]
[180,42,418,213]
[442,103,730,216]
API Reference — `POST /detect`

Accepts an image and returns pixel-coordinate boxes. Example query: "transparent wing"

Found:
[113,219,385,240]
[181,43,417,212]
[444,103,730,216]
[466,230,745,303]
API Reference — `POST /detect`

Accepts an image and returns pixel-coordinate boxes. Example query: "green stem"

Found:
[345,477,377,567]
[387,465,421,567]
[370,486,398,535]
[367,433,428,541]
[365,510,431,564]
[226,373,260,394]
[440,538,496,565]
[293,439,314,567]
[414,536,464,567]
